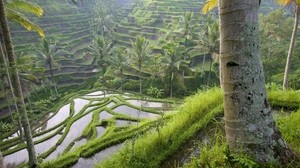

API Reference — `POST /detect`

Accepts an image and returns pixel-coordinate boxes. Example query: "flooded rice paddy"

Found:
[2,90,173,167]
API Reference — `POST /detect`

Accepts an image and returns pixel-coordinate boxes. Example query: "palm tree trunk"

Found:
[207,55,213,86]
[283,5,299,90]
[0,151,5,168]
[182,37,188,77]
[0,38,24,140]
[0,1,37,167]
[219,0,290,163]
[170,71,173,98]
[202,53,206,72]
[139,64,142,94]
[120,69,123,91]
[49,62,58,95]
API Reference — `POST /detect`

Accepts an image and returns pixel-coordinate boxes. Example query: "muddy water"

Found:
[71,143,123,168]
[113,105,159,118]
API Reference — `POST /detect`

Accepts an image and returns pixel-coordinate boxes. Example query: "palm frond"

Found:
[6,8,45,37]
[202,0,218,14]
[276,0,294,5]
[6,0,43,16]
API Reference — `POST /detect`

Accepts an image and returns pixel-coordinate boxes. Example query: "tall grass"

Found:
[276,109,300,152]
[97,88,223,168]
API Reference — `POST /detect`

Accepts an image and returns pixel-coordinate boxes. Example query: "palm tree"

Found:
[33,38,65,95]
[0,39,24,140]
[0,0,37,167]
[276,0,300,90]
[166,12,195,77]
[1,0,44,138]
[129,36,151,94]
[107,47,129,91]
[203,0,299,90]
[92,5,115,37]
[88,36,113,78]
[0,151,4,168]
[194,16,219,86]
[5,0,44,37]
[162,42,183,97]
[218,0,290,163]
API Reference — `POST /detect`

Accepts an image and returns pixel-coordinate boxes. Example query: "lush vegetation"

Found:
[1,0,300,167]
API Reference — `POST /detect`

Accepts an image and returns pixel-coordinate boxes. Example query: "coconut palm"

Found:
[88,36,113,76]
[194,16,219,85]
[33,38,66,95]
[276,0,300,90]
[162,42,184,97]
[5,0,44,37]
[217,0,290,162]
[0,0,37,166]
[107,47,129,91]
[129,36,152,94]
[166,12,195,77]
[0,39,24,140]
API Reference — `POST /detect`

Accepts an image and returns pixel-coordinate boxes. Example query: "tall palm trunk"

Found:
[139,64,142,94]
[0,0,37,167]
[283,5,299,90]
[182,37,188,77]
[201,54,206,72]
[0,40,24,140]
[169,71,173,98]
[219,0,290,163]
[0,151,4,168]
[48,62,58,95]
[120,69,123,91]
[207,55,213,86]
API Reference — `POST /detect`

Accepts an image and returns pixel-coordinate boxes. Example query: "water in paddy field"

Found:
[99,111,114,120]
[73,98,90,115]
[2,90,173,167]
[127,99,172,109]
[45,112,93,161]
[42,103,71,130]
[72,143,124,168]
[113,105,159,118]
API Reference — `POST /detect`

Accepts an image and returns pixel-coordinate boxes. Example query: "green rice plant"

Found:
[268,90,300,110]
[276,109,300,152]
[97,88,223,168]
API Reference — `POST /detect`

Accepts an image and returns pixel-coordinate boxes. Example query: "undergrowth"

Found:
[97,87,223,168]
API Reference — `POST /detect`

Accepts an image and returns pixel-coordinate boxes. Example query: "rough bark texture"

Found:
[283,5,299,90]
[139,64,142,94]
[0,40,24,140]
[219,0,291,163]
[0,151,5,168]
[0,0,37,167]
[48,61,58,94]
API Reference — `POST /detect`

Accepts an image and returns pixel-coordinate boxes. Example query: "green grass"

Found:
[32,91,174,167]
[268,89,300,110]
[97,88,223,168]
[276,109,300,153]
